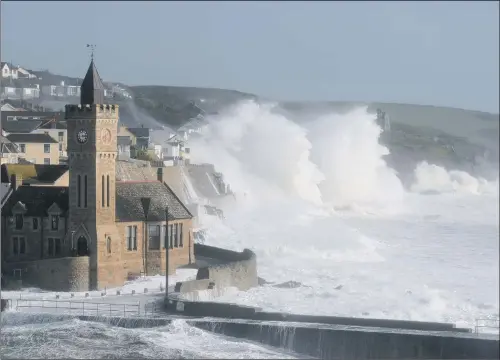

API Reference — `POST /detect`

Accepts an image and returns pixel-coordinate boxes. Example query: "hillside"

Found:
[130,85,257,128]
[8,67,498,181]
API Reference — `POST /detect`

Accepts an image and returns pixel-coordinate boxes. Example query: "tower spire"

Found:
[81,45,105,105]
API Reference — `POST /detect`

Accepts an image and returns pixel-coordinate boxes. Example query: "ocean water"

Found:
[189,102,499,331]
[1,102,498,358]
[0,314,300,359]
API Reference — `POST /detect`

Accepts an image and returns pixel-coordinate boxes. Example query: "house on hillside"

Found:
[41,83,67,97]
[117,136,132,158]
[126,127,151,149]
[16,67,37,79]
[35,116,67,159]
[6,133,59,165]
[1,62,18,79]
[2,86,22,99]
[1,58,195,292]
[1,112,67,161]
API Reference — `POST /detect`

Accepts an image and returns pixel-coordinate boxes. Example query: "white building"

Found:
[2,87,22,98]
[41,84,66,97]
[1,62,18,79]
[22,86,40,99]
[16,66,37,79]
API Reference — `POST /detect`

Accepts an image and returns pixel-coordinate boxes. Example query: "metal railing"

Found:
[474,318,500,334]
[14,299,141,317]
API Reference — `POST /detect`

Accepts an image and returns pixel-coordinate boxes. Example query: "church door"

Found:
[76,236,89,256]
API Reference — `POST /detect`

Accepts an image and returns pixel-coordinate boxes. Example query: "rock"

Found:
[273,280,303,289]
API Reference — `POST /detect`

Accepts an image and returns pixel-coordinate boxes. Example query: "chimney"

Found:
[157,167,164,183]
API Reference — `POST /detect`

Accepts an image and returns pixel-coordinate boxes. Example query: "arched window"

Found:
[106,237,111,254]
[106,175,110,207]
[77,175,81,207]
[84,175,88,208]
[101,175,105,207]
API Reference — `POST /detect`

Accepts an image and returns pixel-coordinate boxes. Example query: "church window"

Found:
[12,237,26,255]
[102,175,105,207]
[77,175,81,207]
[15,215,24,230]
[106,175,110,207]
[106,237,112,254]
[51,215,59,230]
[169,224,173,248]
[126,225,138,251]
[126,226,132,250]
[47,238,61,256]
[148,225,160,250]
[179,223,183,247]
[84,175,88,208]
[174,224,179,247]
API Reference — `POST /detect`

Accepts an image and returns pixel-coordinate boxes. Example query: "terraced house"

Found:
[1,59,195,291]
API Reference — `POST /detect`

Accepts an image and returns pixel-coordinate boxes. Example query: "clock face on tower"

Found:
[77,129,88,144]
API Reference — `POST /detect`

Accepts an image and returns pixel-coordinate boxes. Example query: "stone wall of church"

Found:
[3,256,89,292]
[92,219,195,290]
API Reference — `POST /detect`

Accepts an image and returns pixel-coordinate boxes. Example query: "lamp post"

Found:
[165,206,170,303]
[140,197,151,277]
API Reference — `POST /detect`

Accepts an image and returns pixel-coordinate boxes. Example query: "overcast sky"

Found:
[1,1,499,112]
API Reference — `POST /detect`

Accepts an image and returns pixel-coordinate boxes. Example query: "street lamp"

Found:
[140,197,151,277]
[165,206,170,303]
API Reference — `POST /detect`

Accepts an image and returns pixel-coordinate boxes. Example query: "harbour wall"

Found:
[1,311,497,360]
[174,244,258,299]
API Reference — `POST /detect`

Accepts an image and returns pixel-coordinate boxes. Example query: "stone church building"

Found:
[1,60,195,291]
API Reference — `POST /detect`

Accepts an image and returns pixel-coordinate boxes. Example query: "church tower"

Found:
[65,59,118,289]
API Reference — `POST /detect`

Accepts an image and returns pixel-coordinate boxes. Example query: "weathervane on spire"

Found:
[86,44,96,61]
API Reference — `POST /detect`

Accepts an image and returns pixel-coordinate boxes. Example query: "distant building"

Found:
[1,58,195,291]
[16,66,37,79]
[1,62,18,79]
[117,136,132,158]
[1,111,67,161]
[6,133,59,165]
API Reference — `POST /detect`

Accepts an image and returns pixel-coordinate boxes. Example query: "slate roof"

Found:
[116,181,192,222]
[2,186,69,216]
[127,127,150,138]
[81,59,105,105]
[1,164,68,184]
[39,118,67,130]
[1,119,43,134]
[6,133,58,144]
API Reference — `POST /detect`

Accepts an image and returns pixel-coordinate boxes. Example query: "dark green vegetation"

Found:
[131,85,257,128]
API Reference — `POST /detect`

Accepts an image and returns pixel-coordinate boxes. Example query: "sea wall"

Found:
[194,320,499,360]
[174,244,258,298]
[1,311,497,360]
[2,256,89,291]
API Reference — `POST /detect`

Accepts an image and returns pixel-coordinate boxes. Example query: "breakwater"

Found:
[2,311,497,359]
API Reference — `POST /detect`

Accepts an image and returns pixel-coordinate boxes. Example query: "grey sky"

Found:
[1,1,498,112]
